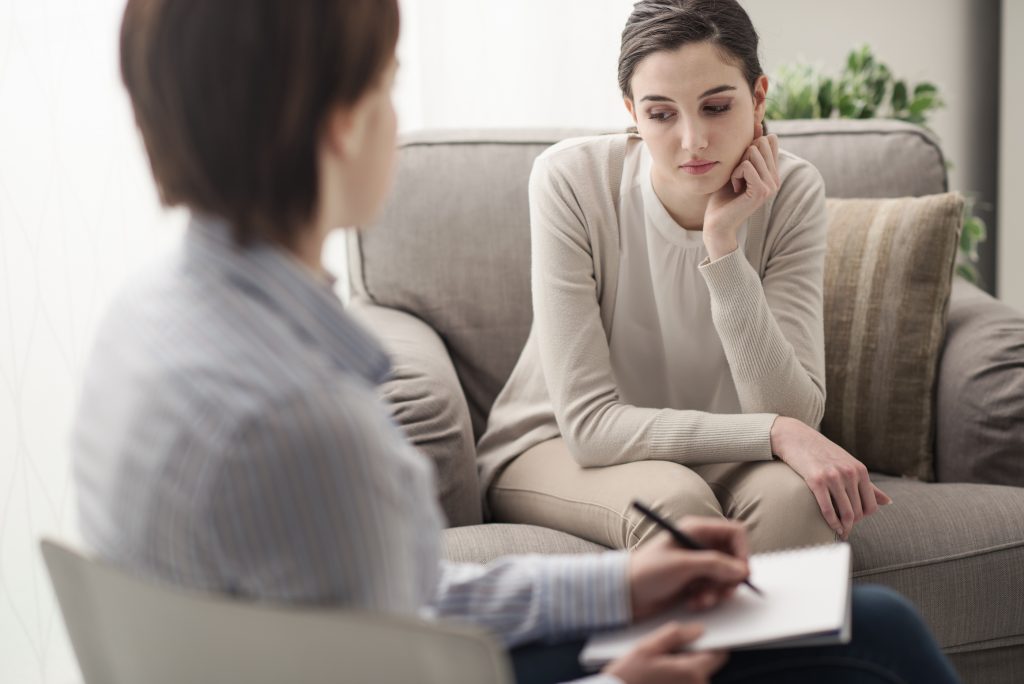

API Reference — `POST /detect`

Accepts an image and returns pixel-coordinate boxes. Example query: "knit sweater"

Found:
[476,133,827,501]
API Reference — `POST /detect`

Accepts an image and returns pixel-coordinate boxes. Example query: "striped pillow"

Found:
[822,193,964,480]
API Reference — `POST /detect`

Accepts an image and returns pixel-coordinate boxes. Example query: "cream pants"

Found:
[488,438,836,552]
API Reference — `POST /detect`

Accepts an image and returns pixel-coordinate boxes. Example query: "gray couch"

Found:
[347,120,1024,683]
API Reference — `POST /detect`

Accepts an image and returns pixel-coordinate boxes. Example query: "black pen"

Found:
[632,500,763,597]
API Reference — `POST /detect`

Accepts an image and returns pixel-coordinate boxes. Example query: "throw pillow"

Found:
[822,193,963,480]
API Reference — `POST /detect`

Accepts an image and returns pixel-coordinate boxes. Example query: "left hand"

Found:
[628,517,750,622]
[703,124,781,260]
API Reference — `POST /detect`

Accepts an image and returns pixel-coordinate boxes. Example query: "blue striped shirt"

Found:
[72,215,630,675]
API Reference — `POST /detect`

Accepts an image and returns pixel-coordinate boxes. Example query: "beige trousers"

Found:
[488,438,836,553]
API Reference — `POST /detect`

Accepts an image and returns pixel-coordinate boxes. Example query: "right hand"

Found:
[603,622,727,684]
[770,416,893,539]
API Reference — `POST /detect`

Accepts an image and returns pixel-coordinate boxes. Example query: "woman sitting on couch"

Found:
[478,0,892,553]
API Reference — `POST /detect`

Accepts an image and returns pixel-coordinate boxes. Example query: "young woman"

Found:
[478,0,892,553]
[70,1,958,682]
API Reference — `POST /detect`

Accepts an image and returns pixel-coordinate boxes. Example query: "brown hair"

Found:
[618,0,764,101]
[120,0,399,247]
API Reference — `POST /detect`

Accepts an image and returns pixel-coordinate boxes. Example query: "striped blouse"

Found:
[72,215,629,681]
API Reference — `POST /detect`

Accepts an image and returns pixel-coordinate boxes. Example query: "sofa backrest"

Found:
[348,120,948,437]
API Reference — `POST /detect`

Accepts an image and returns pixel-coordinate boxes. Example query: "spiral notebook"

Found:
[580,543,852,668]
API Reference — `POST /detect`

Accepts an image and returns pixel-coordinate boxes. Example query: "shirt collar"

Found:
[184,213,391,384]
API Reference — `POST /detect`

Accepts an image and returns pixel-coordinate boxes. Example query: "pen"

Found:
[632,500,763,597]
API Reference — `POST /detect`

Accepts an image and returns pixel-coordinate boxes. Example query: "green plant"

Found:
[766,45,984,283]
[957,196,988,285]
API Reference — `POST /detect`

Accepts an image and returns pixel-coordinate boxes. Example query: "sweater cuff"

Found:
[541,551,632,639]
[698,249,790,380]
[649,411,777,463]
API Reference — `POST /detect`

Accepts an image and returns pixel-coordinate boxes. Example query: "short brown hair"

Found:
[120,0,399,247]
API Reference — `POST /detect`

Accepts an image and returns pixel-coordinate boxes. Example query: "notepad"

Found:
[580,543,852,668]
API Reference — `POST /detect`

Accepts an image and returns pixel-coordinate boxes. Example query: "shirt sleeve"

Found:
[204,379,445,614]
[427,552,631,648]
[698,158,828,429]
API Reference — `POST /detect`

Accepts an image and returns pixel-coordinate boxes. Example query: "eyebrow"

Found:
[639,85,737,103]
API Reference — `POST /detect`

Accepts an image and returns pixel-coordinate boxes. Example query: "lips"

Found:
[680,161,718,176]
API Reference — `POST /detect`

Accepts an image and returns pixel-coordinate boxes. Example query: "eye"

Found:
[647,111,676,122]
[703,104,731,115]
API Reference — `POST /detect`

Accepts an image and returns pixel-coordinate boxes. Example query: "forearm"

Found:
[699,249,825,426]
[429,553,631,648]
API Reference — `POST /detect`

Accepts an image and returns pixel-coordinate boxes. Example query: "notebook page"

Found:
[581,543,851,666]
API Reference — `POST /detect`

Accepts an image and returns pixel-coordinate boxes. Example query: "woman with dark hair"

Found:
[479,0,891,554]
[71,1,958,682]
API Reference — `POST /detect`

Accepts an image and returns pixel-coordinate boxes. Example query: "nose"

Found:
[679,116,708,153]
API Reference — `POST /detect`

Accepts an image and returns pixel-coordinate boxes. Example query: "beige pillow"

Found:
[822,193,963,480]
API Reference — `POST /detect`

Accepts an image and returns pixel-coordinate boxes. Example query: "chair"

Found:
[40,538,513,684]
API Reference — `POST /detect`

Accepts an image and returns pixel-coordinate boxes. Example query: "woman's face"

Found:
[625,41,767,197]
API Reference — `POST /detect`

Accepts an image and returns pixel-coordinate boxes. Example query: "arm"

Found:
[205,380,446,611]
[530,155,777,468]
[699,160,827,428]
[430,552,631,647]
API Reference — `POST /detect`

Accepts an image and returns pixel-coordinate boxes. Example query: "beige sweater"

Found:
[476,133,827,498]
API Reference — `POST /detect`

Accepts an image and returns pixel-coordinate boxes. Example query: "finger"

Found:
[636,622,703,655]
[747,145,771,183]
[732,160,763,198]
[873,483,893,506]
[847,472,864,523]
[680,550,749,586]
[767,133,780,180]
[754,136,776,180]
[859,471,878,517]
[809,479,844,537]
[829,481,856,537]
[678,517,749,560]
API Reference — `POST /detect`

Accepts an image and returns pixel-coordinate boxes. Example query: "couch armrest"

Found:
[349,299,483,526]
[935,278,1024,485]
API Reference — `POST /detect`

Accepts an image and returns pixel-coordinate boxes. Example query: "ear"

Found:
[623,96,638,125]
[322,105,357,161]
[752,74,769,123]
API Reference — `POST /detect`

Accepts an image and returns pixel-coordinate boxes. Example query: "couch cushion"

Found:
[936,278,1024,486]
[350,121,949,439]
[850,476,1024,653]
[442,524,606,564]
[822,193,963,479]
[349,302,483,526]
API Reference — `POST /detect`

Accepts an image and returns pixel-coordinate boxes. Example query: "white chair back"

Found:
[40,538,513,684]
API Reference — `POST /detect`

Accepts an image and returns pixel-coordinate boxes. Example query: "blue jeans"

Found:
[510,585,961,684]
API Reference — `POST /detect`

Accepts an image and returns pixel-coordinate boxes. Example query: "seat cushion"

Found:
[850,476,1024,653]
[822,193,963,479]
[442,524,606,564]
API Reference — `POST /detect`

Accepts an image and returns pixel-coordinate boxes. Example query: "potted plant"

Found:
[766,45,987,285]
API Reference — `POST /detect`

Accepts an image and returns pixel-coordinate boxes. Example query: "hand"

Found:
[703,125,780,261]
[628,517,750,621]
[770,416,894,539]
[603,623,728,684]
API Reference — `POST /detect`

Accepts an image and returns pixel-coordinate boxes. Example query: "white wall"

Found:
[0,1,1008,682]
[999,1,1024,312]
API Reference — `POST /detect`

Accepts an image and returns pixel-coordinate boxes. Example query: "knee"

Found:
[623,462,723,549]
[851,585,938,651]
[735,464,836,552]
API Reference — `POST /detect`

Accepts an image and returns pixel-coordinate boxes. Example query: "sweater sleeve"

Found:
[529,154,778,469]
[698,160,827,429]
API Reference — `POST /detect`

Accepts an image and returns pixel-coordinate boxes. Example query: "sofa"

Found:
[346,120,1024,683]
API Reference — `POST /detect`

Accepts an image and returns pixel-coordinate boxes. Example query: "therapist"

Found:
[71,1,960,682]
